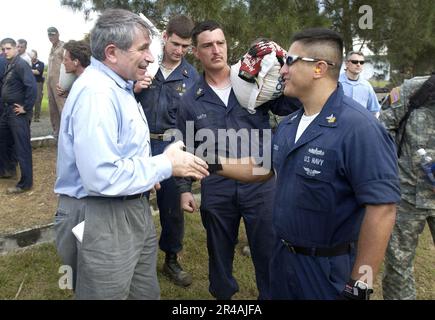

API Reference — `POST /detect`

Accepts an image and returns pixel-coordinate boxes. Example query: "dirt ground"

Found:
[0,146,58,235]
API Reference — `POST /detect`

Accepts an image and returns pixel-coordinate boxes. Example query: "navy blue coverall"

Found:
[0,55,37,189]
[0,55,7,110]
[270,86,401,299]
[176,75,300,299]
[135,58,199,255]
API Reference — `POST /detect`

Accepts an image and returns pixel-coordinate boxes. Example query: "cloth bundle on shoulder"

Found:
[231,40,286,114]
[58,63,77,92]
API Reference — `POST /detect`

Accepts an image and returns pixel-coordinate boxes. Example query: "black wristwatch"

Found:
[341,279,374,300]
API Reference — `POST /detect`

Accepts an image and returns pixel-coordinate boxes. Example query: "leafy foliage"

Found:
[61,0,435,81]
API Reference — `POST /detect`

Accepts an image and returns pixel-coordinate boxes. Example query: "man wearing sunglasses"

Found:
[339,51,381,118]
[211,28,400,300]
[268,28,401,300]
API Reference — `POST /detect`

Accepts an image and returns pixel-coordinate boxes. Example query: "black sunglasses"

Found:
[285,55,336,67]
[349,60,365,65]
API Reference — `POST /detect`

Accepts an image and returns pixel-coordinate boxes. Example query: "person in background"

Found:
[17,39,32,67]
[134,15,199,288]
[46,26,65,139]
[56,40,91,97]
[339,51,381,118]
[0,38,36,193]
[30,49,44,122]
[381,75,435,300]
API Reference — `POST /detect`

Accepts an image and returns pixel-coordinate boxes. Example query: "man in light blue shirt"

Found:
[339,51,380,117]
[54,9,209,300]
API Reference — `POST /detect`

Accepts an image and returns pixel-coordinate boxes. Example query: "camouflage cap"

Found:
[47,27,59,35]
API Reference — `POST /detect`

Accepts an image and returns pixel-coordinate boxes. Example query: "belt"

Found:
[281,239,355,257]
[87,192,147,201]
[149,133,165,140]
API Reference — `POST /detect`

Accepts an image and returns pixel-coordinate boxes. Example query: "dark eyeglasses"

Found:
[285,55,336,67]
[349,60,365,65]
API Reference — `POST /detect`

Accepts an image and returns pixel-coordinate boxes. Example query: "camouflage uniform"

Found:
[47,40,65,139]
[380,76,435,300]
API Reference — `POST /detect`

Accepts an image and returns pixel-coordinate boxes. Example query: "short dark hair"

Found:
[1,38,16,47]
[64,40,91,68]
[291,28,343,80]
[191,20,223,47]
[166,15,194,39]
[17,39,27,47]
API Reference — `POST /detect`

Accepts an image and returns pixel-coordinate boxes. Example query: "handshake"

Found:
[163,141,223,182]
[239,40,286,83]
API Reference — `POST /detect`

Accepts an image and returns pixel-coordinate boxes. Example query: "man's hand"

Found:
[13,104,26,115]
[180,192,197,213]
[150,182,161,195]
[134,73,153,93]
[163,141,209,180]
[56,84,67,97]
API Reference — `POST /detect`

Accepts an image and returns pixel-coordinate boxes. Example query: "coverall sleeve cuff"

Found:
[355,179,401,205]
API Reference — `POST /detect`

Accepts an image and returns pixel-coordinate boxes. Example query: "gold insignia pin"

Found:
[326,114,336,123]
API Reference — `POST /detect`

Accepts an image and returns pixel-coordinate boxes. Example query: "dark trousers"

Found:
[200,177,275,300]
[270,238,356,300]
[149,138,184,255]
[33,81,44,120]
[0,105,32,189]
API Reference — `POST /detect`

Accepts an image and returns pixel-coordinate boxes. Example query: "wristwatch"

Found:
[342,279,374,300]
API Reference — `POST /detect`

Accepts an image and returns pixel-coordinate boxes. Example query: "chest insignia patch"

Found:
[308,147,325,156]
[304,167,321,177]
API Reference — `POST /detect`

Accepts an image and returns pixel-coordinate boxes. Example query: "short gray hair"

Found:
[346,50,364,61]
[90,9,151,61]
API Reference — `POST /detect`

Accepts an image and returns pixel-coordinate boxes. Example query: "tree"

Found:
[60,0,326,65]
[61,0,434,82]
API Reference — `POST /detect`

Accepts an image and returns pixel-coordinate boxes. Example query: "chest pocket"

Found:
[272,142,286,174]
[295,146,337,213]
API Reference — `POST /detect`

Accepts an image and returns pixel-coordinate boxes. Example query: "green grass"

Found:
[0,212,257,300]
[369,80,390,88]
[0,212,433,300]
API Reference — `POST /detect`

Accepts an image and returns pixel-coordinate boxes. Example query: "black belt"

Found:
[87,192,147,201]
[281,239,355,257]
[149,133,165,140]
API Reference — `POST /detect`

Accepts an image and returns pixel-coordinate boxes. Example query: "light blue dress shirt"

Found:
[54,57,172,199]
[339,72,381,113]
